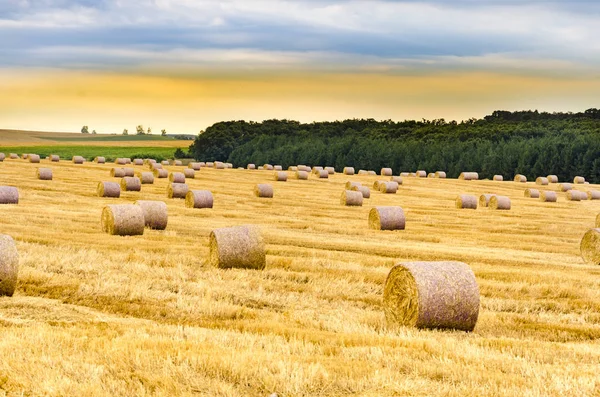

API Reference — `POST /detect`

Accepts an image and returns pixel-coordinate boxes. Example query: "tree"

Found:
[92,130,97,134]
[174,148,186,158]
[81,126,89,134]
[161,129,167,136]
[123,129,128,136]
[147,127,152,134]
[136,125,145,135]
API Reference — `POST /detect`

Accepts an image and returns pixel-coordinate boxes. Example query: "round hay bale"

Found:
[255,184,274,198]
[22,154,28,159]
[124,158,132,164]
[263,164,274,171]
[169,172,185,183]
[567,190,586,201]
[101,204,145,236]
[524,188,540,198]
[288,166,298,171]
[536,177,549,186]
[588,190,600,200]
[0,187,19,204]
[540,191,558,202]
[489,195,511,210]
[574,176,586,184]
[37,168,52,181]
[225,163,233,168]
[94,156,105,164]
[72,156,85,164]
[0,235,19,297]
[209,225,265,270]
[274,165,283,171]
[428,173,435,178]
[325,166,335,175]
[115,158,127,165]
[559,183,573,192]
[435,171,447,178]
[258,166,264,170]
[343,167,355,175]
[459,172,479,181]
[390,176,403,184]
[174,160,183,166]
[379,181,399,194]
[373,180,385,190]
[274,171,287,182]
[247,164,256,170]
[120,177,141,192]
[400,172,410,177]
[369,207,405,230]
[28,154,40,163]
[110,168,125,178]
[580,229,600,265]
[295,171,309,180]
[133,159,144,166]
[316,170,329,179]
[311,166,323,174]
[97,182,120,198]
[185,190,214,209]
[367,171,377,176]
[0,153,4,162]
[409,172,417,177]
[547,175,558,183]
[416,170,426,178]
[138,172,154,184]
[189,162,202,171]
[346,181,362,190]
[456,194,477,209]
[206,162,214,168]
[381,168,392,176]
[383,261,479,331]
[153,168,168,178]
[167,183,189,199]
[183,169,195,179]
[478,194,494,208]
[123,168,134,177]
[145,159,157,165]
[351,185,370,198]
[49,155,60,162]
[341,190,363,206]
[493,175,503,181]
[161,160,170,166]
[298,165,311,172]
[514,174,527,183]
[9,154,18,159]
[358,170,368,175]
[135,200,168,230]
[150,163,163,170]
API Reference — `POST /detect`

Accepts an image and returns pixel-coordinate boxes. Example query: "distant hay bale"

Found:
[0,187,19,204]
[183,169,195,179]
[514,174,527,183]
[189,162,202,171]
[138,172,154,184]
[295,170,309,180]
[351,185,370,198]
[381,168,392,176]
[167,183,189,199]
[540,191,557,202]
[367,171,377,176]
[547,175,558,183]
[409,172,416,177]
[123,168,134,177]
[49,155,60,162]
[150,163,163,170]
[373,180,385,190]
[325,166,335,174]
[343,167,355,175]
[9,153,18,159]
[588,190,600,200]
[459,172,479,181]
[428,173,435,178]
[135,200,168,230]
[101,204,145,236]
[478,194,494,208]
[416,170,426,178]
[298,165,311,172]
[358,170,368,175]
[115,158,127,165]
[133,159,144,166]
[316,170,329,179]
[400,172,410,177]
[524,188,540,198]
[379,181,399,194]
[341,190,363,206]
[536,177,549,185]
[72,156,85,164]
[153,168,168,178]
[22,154,28,159]
[110,168,125,178]
[390,176,403,184]
[383,261,479,331]
[435,171,446,178]
[169,172,186,183]
[97,182,120,198]
[255,184,274,198]
[37,168,52,181]
[489,195,511,210]
[369,207,405,230]
[247,164,256,170]
[274,171,287,181]
[206,162,214,168]
[161,160,170,166]
[225,163,233,168]
[94,156,105,164]
[312,166,323,174]
[120,176,142,192]
[209,225,266,270]
[0,153,4,162]
[274,165,283,171]
[174,160,182,166]
[288,166,298,171]
[346,181,362,190]
[567,190,587,201]
[0,235,19,297]
[28,154,40,163]
[574,176,586,184]
[185,190,214,209]
[456,194,477,209]
[580,229,600,265]
[493,175,503,181]
[145,159,157,165]
[124,158,132,164]
[258,166,264,170]
[263,164,274,171]
[559,183,573,192]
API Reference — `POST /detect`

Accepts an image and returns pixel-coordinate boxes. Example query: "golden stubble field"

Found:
[0,158,599,396]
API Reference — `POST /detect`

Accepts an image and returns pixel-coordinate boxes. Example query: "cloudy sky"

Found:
[1,0,599,133]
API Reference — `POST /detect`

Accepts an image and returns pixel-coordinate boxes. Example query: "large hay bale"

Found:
[101,204,145,236]
[274,165,283,171]
[110,168,125,178]
[0,235,19,297]
[588,190,600,200]
[167,183,189,199]
[258,166,264,170]
[28,154,40,163]
[489,195,511,210]
[97,182,120,198]
[189,162,202,171]
[49,155,60,162]
[274,171,287,182]
[524,188,540,198]
[174,160,183,166]
[567,190,587,201]
[514,174,527,183]
[169,172,186,183]
[580,229,600,265]
[316,170,329,179]
[341,190,363,206]
[536,177,549,186]
[559,183,573,192]
[185,190,214,209]
[381,168,392,176]
[343,167,355,175]
[383,261,479,331]
[325,166,335,175]
[124,158,132,164]
[37,168,52,181]
[145,159,157,165]
[435,171,447,178]
[153,168,168,178]
[574,176,586,184]
[547,175,558,183]
[478,194,495,208]
[9,153,18,159]
[351,185,370,198]
[120,177,142,192]
[135,200,168,230]
[358,170,368,175]
[213,161,224,169]
[133,159,144,166]
[456,195,477,209]
[138,172,154,184]
[209,225,265,270]
[247,164,256,170]
[225,163,233,168]
[0,187,19,204]
[416,170,426,178]
[493,175,503,181]
[255,184,274,198]
[540,191,558,202]
[263,164,274,171]
[369,207,405,230]
[115,158,127,165]
[72,156,85,164]
[459,172,479,181]
[94,156,105,164]
[295,171,309,180]
[390,176,403,184]
[183,169,195,179]
[379,181,399,194]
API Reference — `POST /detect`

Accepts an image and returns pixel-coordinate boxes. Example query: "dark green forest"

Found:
[187,108,600,182]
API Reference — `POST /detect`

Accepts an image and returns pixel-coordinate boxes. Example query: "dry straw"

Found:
[390,176,403,184]
[547,175,558,183]
[37,168,52,181]
[153,168,168,178]
[189,162,202,171]
[247,164,256,170]
[343,167,355,175]
[456,194,477,209]
[346,181,362,190]
[416,170,426,178]
[138,172,154,184]
[274,171,288,182]
[369,207,405,230]
[28,154,40,163]
[524,188,540,198]
[133,159,144,166]
[94,156,105,164]
[0,187,19,204]
[255,184,274,198]
[209,225,266,270]
[351,185,370,198]
[97,182,120,198]
[101,204,145,236]
[379,181,399,194]
[0,234,19,297]
[381,168,392,176]
[597,214,600,228]
[135,200,168,230]
[185,190,214,209]
[183,169,195,179]
[478,194,495,208]
[316,170,329,179]
[536,177,549,185]
[580,229,600,265]
[295,171,309,180]
[383,261,480,331]
[49,155,60,162]
[588,190,600,200]
[540,191,558,202]
[559,183,573,192]
[274,165,283,171]
[169,172,186,183]
[167,183,189,199]
[325,166,335,174]
[574,176,586,184]
[72,156,85,164]
[493,175,503,181]
[435,171,447,178]
[489,195,511,210]
[459,172,479,180]
[341,190,363,206]
[120,177,142,192]
[514,174,527,182]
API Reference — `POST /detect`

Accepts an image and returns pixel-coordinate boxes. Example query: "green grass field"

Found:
[0,145,183,161]
[41,135,185,142]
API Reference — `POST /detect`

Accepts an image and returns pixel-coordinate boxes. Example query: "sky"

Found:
[1,0,599,134]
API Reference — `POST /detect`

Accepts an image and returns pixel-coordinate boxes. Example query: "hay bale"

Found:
[138,172,154,184]
[311,166,323,174]
[0,153,4,162]
[493,175,503,181]
[435,171,446,178]
[489,195,511,210]
[456,194,477,209]
[316,170,329,179]
[536,177,549,185]
[101,204,145,236]
[247,164,256,170]
[153,168,168,178]
[0,235,19,297]
[400,172,410,177]
[574,176,585,184]
[135,200,168,230]
[373,180,386,190]
[97,182,120,198]
[298,165,311,172]
[346,181,362,190]
[358,170,368,175]
[288,166,298,171]
[274,171,287,182]
[169,172,186,183]
[9,153,18,159]
[428,173,435,178]
[206,162,214,168]
[416,170,426,178]
[567,190,587,201]
[209,225,265,270]
[22,154,28,159]
[559,183,573,192]
[409,172,416,177]
[189,162,202,171]
[167,183,189,199]
[115,158,127,165]
[478,194,495,208]
[274,165,283,171]
[37,168,52,181]
[28,154,40,163]
[588,190,600,200]
[524,188,540,198]
[161,160,170,166]
[514,174,527,183]
[183,169,195,179]
[381,168,392,176]
[174,160,183,166]
[368,171,377,176]
[379,181,399,194]
[150,163,163,170]
[390,176,403,184]
[343,167,355,175]
[225,163,233,168]
[120,177,142,192]
[258,166,264,170]
[0,187,19,204]
[263,164,274,171]
[383,261,479,331]
[459,172,479,181]
[547,175,558,183]
[185,190,214,209]
[123,168,134,177]
[255,184,274,198]
[72,156,85,164]
[110,168,125,178]
[94,156,105,164]
[540,191,558,202]
[213,162,224,169]
[325,166,335,175]
[295,171,309,180]
[49,155,60,162]
[369,207,405,230]
[341,190,363,206]
[145,159,157,165]
[351,185,370,198]
[580,228,600,265]
[133,159,144,166]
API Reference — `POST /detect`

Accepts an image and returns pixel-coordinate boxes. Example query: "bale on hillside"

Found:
[346,181,362,190]
[274,165,283,171]
[94,156,105,164]
[369,207,405,231]
[247,164,256,170]
[263,164,274,171]
[383,261,479,331]
[274,171,287,182]
[189,162,202,171]
[150,163,163,170]
[536,177,549,185]
[514,174,527,183]
[183,169,195,179]
[567,190,587,201]
[28,154,40,163]
[478,194,495,208]
[297,165,311,172]
[101,204,145,236]
[0,187,19,204]
[574,176,586,184]
[0,235,19,297]
[459,172,479,181]
[456,194,477,209]
[316,170,329,179]
[174,160,183,166]
[489,195,511,210]
[169,172,186,183]
[367,171,377,176]
[588,190,600,200]
[390,176,403,184]
[209,225,265,270]
[416,170,426,178]
[341,190,363,206]
[167,183,189,199]
[49,155,60,162]
[185,190,214,209]
[153,168,168,178]
[358,170,368,175]
[110,168,125,178]
[138,172,154,184]
[97,182,120,198]
[400,172,410,177]
[135,200,168,230]
[539,191,557,202]
[295,171,309,180]
[435,171,447,178]
[351,185,370,198]
[493,175,503,181]
[325,166,335,175]
[428,173,435,178]
[133,159,143,166]
[120,177,142,192]
[547,175,558,183]
[559,183,573,192]
[288,166,298,171]
[161,160,170,166]
[381,168,392,176]
[9,154,18,159]
[206,162,214,168]
[37,168,52,181]
[580,229,600,265]
[72,156,85,164]
[145,159,157,165]
[115,158,127,165]
[255,184,274,198]
[343,167,355,175]
[379,181,399,194]
[524,188,540,198]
